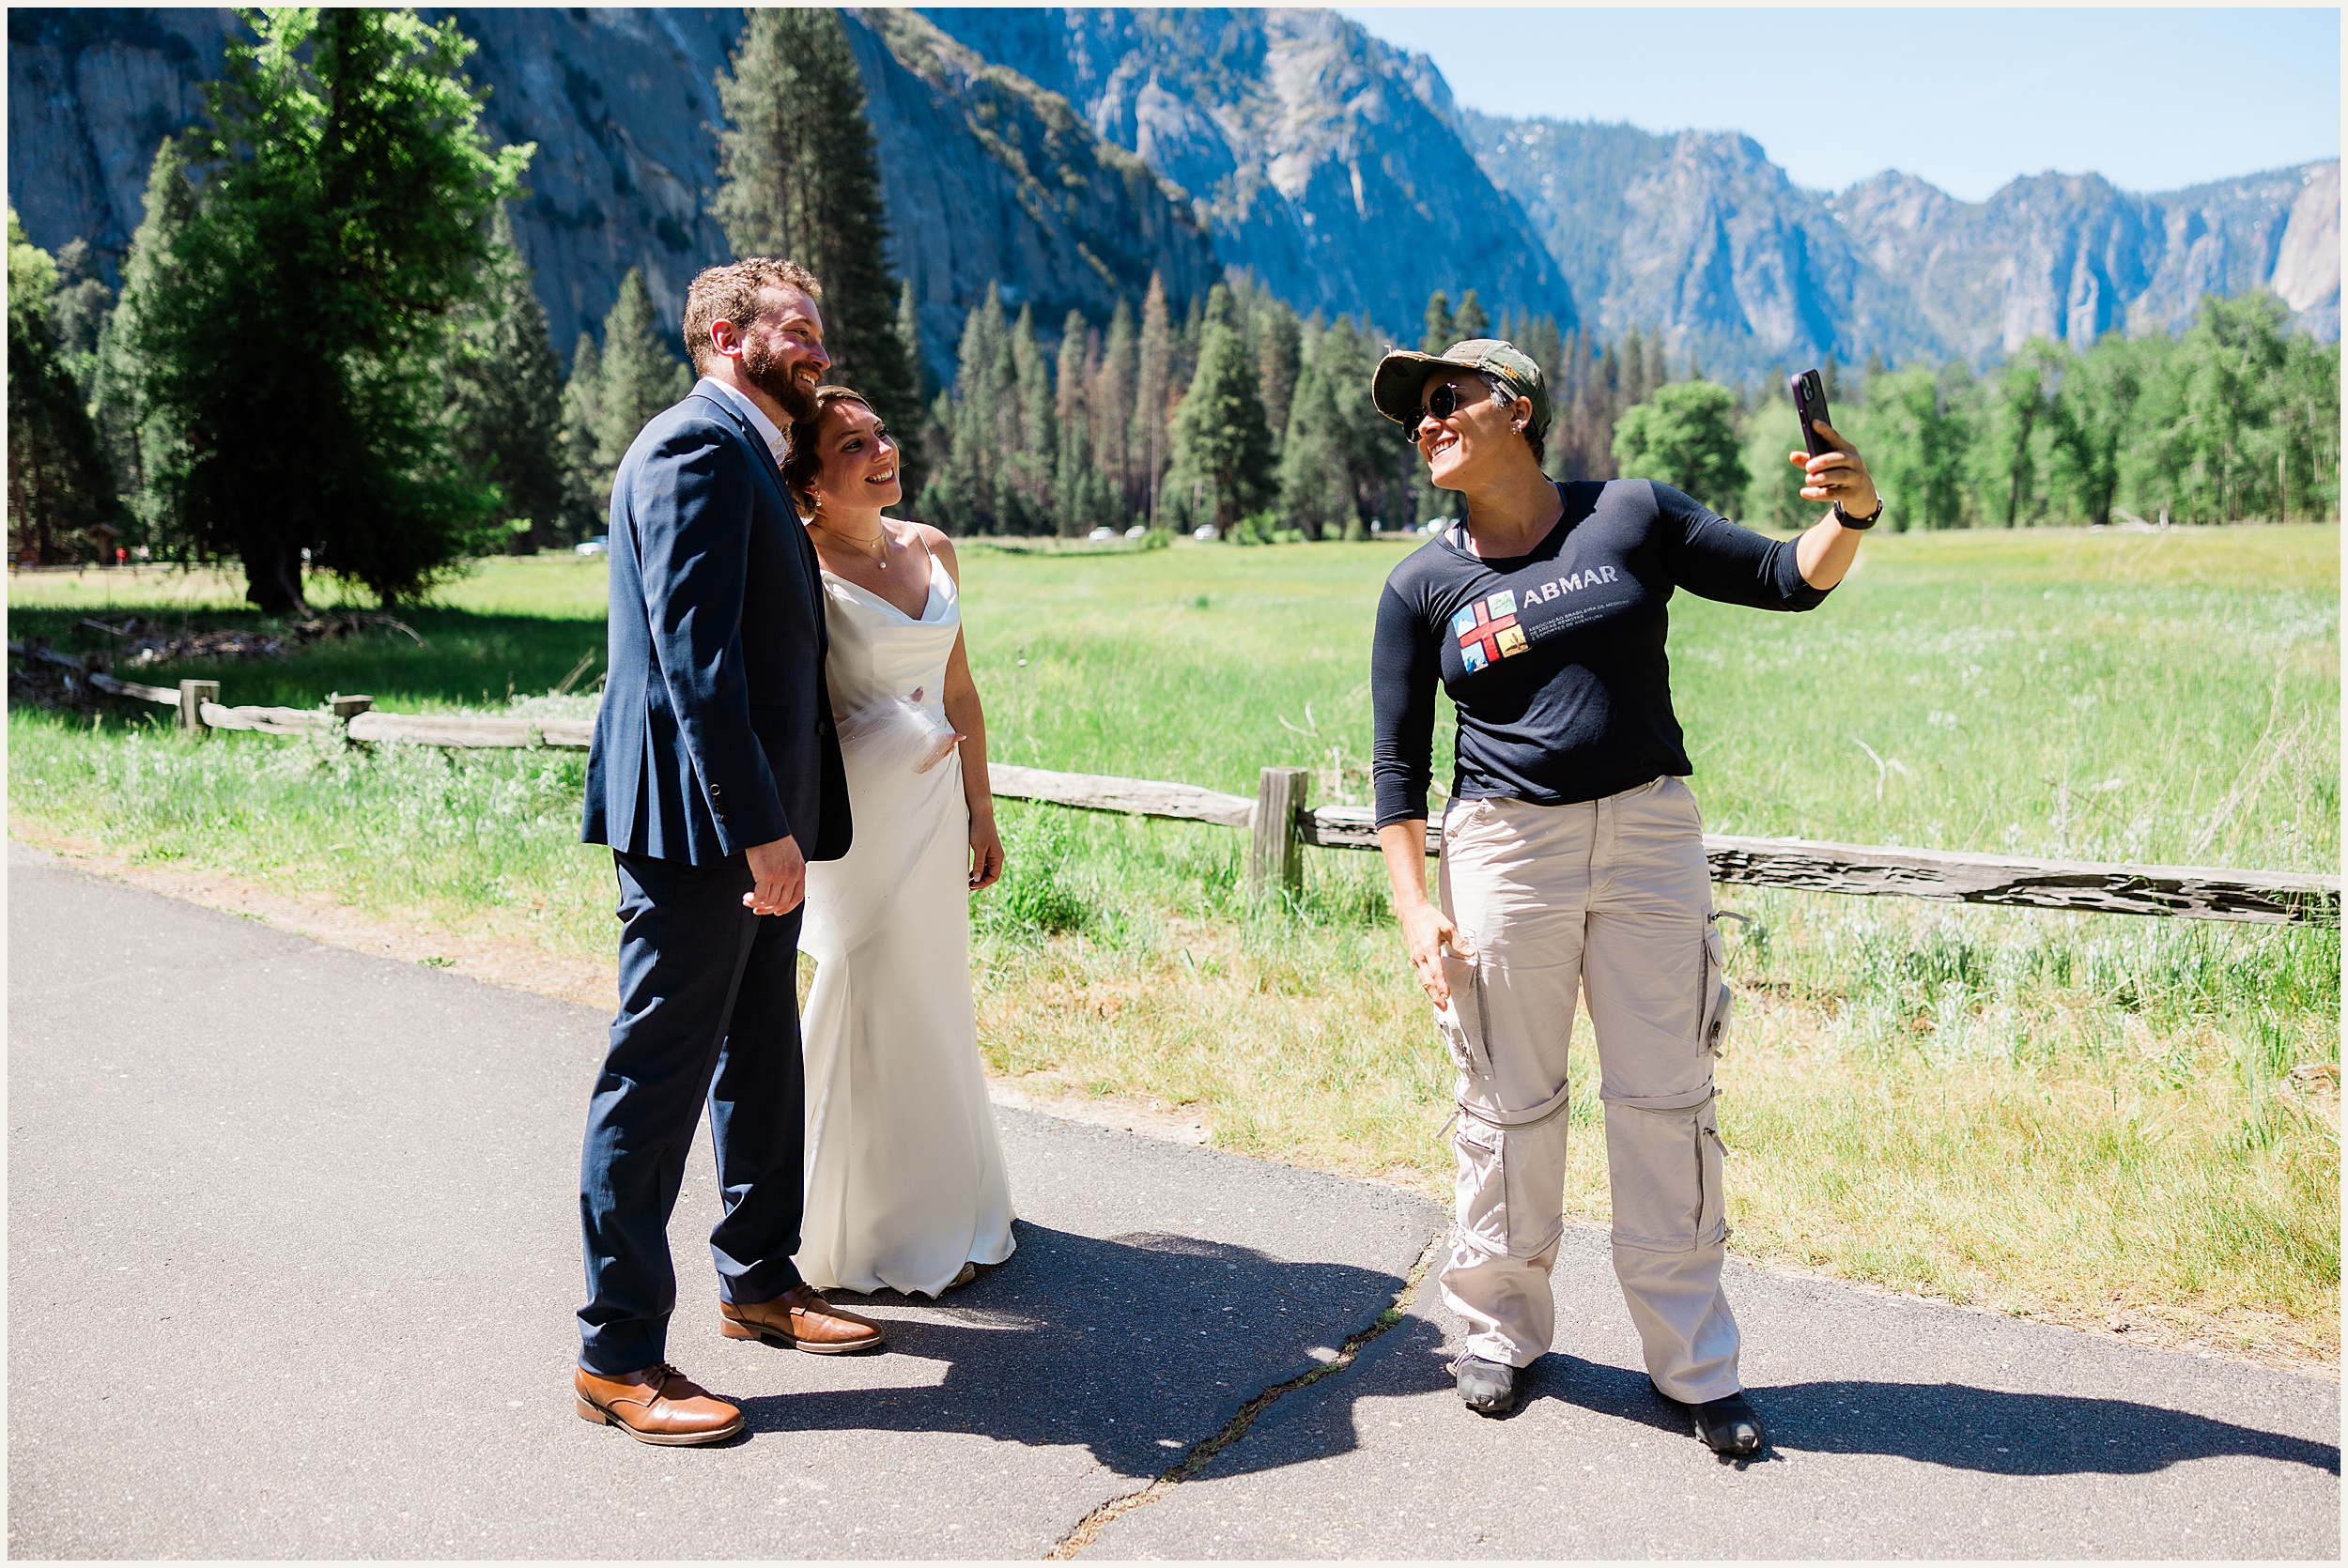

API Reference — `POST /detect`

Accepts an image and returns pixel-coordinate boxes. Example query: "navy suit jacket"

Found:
[582,387,850,866]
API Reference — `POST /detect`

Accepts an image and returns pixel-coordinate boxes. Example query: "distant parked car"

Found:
[576,535,610,557]
[1124,524,1148,539]
[1192,523,1218,541]
[1087,526,1118,542]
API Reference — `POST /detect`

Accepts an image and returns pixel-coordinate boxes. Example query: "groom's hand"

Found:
[743,835,807,915]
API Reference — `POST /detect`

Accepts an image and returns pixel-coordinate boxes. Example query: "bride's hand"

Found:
[968,814,1006,892]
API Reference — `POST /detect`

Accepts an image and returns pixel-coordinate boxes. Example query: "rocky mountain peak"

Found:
[920,7,1579,339]
[8,6,2332,388]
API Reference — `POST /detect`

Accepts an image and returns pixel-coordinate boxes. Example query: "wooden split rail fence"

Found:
[16,639,2338,929]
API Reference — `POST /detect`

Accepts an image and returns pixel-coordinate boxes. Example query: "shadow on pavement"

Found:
[1160,1309,2339,1483]
[734,1222,1415,1479]
[1528,1352,2342,1477]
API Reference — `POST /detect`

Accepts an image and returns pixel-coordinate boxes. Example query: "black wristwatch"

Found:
[1834,497,1883,530]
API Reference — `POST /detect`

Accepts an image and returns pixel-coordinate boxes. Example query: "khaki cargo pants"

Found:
[1433,778,1739,1403]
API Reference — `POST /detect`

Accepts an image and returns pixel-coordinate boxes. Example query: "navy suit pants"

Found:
[578,849,807,1375]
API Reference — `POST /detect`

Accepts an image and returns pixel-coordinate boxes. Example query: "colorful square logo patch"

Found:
[1453,591,1526,672]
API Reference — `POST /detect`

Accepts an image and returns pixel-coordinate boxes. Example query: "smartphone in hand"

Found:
[1789,368,1834,459]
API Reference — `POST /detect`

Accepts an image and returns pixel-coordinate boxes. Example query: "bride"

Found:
[780,384,1016,1298]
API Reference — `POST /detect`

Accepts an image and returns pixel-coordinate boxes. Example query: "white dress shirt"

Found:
[696,375,789,466]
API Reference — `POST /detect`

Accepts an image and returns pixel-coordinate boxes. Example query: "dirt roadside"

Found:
[4,820,1225,1149]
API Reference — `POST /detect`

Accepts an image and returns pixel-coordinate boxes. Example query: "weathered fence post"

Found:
[1247,766,1311,896]
[178,679,218,733]
[327,693,374,720]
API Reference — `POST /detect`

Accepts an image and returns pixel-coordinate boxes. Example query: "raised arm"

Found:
[1661,421,1878,607]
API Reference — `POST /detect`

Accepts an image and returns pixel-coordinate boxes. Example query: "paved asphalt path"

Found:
[8,842,2340,1558]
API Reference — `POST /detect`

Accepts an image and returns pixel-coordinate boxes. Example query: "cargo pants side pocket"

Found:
[1434,946,1492,1079]
[1600,1081,1724,1254]
[1699,914,1734,1058]
[1454,1098,1571,1261]
[1453,1116,1510,1256]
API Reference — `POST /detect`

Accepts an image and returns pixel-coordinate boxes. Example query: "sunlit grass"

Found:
[8,526,2338,1359]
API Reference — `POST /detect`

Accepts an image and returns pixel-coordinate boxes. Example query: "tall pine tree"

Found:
[1319,315,1413,534]
[46,239,112,403]
[558,333,606,534]
[1452,288,1489,343]
[895,277,927,403]
[1276,343,1350,540]
[1131,272,1174,525]
[919,284,1012,532]
[1253,299,1302,451]
[8,210,123,564]
[1093,297,1138,518]
[126,9,532,610]
[1004,304,1057,533]
[591,268,693,490]
[714,7,922,493]
[1413,289,1465,522]
[1421,290,1455,353]
[1053,308,1112,537]
[1168,285,1274,538]
[443,208,566,550]
[93,137,198,552]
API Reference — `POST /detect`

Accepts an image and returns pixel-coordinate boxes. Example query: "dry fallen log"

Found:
[987,762,1255,828]
[1700,835,2338,927]
[1295,800,2333,924]
[9,640,179,707]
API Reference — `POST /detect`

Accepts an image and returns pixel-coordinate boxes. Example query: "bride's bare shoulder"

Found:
[909,521,961,583]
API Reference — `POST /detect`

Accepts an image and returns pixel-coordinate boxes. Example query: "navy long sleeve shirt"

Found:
[1370,479,1831,828]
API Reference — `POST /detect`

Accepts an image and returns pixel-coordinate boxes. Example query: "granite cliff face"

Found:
[426,8,743,364]
[916,6,1579,337]
[7,8,230,265]
[1831,160,2342,358]
[8,6,2335,384]
[842,9,1219,374]
[5,7,1218,377]
[1461,106,2340,377]
[1467,114,1940,377]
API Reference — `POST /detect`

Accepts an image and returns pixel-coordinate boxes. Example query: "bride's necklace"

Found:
[814,515,890,569]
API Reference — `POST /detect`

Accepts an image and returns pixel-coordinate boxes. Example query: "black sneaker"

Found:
[1455,1355,1519,1417]
[1655,1381,1764,1456]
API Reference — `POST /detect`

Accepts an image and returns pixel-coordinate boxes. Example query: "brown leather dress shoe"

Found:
[574,1362,744,1447]
[718,1284,886,1353]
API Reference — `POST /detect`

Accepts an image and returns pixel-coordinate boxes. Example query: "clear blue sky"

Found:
[1337,6,2341,200]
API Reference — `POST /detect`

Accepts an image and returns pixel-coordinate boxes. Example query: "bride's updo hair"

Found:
[781,384,877,515]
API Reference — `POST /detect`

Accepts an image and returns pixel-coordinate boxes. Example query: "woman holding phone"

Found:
[1367,340,1878,1450]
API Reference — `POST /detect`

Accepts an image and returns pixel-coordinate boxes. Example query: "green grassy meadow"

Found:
[8,527,2340,1360]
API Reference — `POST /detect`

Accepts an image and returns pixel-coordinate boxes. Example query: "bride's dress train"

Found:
[796,561,1015,1296]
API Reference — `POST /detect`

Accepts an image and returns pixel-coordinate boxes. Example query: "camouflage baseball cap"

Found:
[1372,338,1551,436]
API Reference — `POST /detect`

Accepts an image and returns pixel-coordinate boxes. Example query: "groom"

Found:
[574,258,883,1447]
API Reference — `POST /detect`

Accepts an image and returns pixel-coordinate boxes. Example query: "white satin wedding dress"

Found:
[796,556,1016,1296]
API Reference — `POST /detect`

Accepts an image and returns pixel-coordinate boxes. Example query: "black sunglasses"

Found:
[1403,381,1483,444]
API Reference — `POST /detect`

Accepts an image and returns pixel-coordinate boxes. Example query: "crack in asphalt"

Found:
[1045,1234,1444,1560]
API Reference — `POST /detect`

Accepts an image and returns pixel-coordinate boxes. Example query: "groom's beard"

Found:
[743,336,821,423]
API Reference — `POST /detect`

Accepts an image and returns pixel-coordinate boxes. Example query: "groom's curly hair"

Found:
[681,257,823,373]
[780,385,877,514]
